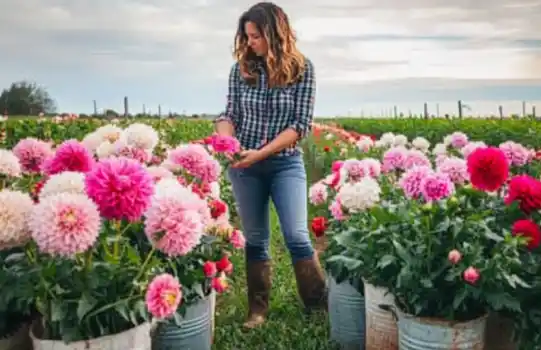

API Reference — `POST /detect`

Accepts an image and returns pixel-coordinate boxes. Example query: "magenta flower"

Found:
[85,157,154,222]
[382,146,408,172]
[42,139,95,175]
[499,141,531,167]
[437,157,469,184]
[399,166,433,199]
[29,193,101,257]
[210,134,241,154]
[12,137,53,173]
[403,149,431,170]
[420,172,455,202]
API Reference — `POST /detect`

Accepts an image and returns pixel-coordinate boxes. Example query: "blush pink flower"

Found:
[499,141,531,167]
[309,182,328,205]
[399,166,433,199]
[230,229,246,249]
[329,199,346,221]
[42,139,95,175]
[198,158,222,183]
[12,137,53,173]
[437,157,469,185]
[448,132,469,149]
[403,150,431,170]
[342,159,366,181]
[145,273,182,319]
[166,144,221,182]
[461,141,486,159]
[146,166,174,183]
[210,134,241,154]
[448,249,462,264]
[116,145,150,164]
[85,157,154,221]
[144,195,206,256]
[212,276,229,293]
[420,172,455,202]
[463,267,480,284]
[382,146,408,172]
[29,193,100,257]
[331,161,344,173]
[360,158,381,178]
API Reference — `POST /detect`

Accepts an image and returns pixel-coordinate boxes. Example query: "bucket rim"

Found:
[395,308,488,328]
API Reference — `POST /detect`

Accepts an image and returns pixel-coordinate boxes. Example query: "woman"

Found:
[213,2,327,329]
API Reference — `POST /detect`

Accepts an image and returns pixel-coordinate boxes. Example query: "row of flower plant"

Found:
[0,122,244,344]
[307,129,541,348]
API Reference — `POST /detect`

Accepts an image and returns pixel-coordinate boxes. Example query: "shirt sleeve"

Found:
[214,63,241,129]
[289,58,315,139]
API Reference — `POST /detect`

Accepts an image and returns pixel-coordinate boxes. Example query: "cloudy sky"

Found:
[1,0,540,116]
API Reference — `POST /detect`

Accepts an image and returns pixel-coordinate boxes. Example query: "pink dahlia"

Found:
[146,166,174,183]
[399,166,433,199]
[420,172,455,202]
[360,158,381,178]
[448,132,469,149]
[309,182,328,205]
[230,229,246,249]
[145,273,182,319]
[166,144,221,182]
[85,157,154,221]
[42,139,95,175]
[461,141,487,159]
[331,161,344,173]
[382,146,408,172]
[499,141,531,167]
[403,150,431,170]
[210,134,241,154]
[29,193,101,257]
[12,137,53,173]
[342,159,365,181]
[116,145,150,164]
[144,195,206,256]
[197,158,222,183]
[437,157,469,185]
[329,199,346,221]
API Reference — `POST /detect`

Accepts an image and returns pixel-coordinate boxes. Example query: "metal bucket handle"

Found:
[378,304,398,321]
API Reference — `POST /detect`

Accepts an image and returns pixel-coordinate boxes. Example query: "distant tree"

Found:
[0,80,57,115]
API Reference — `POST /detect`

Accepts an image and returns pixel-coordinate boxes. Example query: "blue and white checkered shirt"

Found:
[215,58,315,156]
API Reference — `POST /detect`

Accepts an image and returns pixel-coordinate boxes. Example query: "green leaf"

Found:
[77,293,97,321]
[392,239,412,264]
[377,255,396,269]
[51,300,64,322]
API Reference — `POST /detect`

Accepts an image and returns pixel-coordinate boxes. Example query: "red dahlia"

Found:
[466,147,509,192]
[512,219,541,250]
[504,175,541,214]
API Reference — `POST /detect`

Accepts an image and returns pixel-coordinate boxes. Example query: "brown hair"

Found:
[233,2,306,88]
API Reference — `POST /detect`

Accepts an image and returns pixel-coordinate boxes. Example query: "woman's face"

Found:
[244,21,268,57]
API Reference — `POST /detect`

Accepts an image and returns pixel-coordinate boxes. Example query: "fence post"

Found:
[457,100,463,119]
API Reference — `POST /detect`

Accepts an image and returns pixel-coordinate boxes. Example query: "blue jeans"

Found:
[227,155,314,263]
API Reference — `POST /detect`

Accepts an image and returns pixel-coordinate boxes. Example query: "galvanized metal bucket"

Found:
[31,322,151,350]
[363,281,398,350]
[397,309,487,350]
[209,291,216,344]
[151,296,212,350]
[328,276,365,350]
[483,312,518,350]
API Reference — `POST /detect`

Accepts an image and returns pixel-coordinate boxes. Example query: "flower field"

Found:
[1,116,541,349]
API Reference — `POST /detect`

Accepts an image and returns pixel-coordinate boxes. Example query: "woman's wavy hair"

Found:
[233,2,306,88]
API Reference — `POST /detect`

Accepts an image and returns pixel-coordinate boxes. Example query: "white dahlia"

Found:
[337,177,381,212]
[39,171,86,199]
[123,123,159,150]
[0,149,22,177]
[0,190,34,249]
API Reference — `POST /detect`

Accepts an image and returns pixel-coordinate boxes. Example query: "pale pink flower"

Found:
[146,166,174,183]
[145,273,182,319]
[448,132,469,149]
[0,190,34,249]
[230,229,246,249]
[399,166,433,199]
[461,141,487,159]
[342,159,365,181]
[144,195,206,256]
[463,267,480,284]
[329,199,346,220]
[212,276,228,293]
[437,157,469,185]
[309,182,328,205]
[360,158,381,178]
[29,193,101,257]
[499,141,531,167]
[403,150,431,170]
[0,149,22,177]
[198,158,222,183]
[166,144,217,180]
[420,172,455,202]
[331,161,344,173]
[448,249,462,264]
[12,137,53,173]
[116,145,150,164]
[382,146,408,172]
[85,157,154,222]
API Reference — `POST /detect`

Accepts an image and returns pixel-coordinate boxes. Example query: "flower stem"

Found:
[129,247,156,296]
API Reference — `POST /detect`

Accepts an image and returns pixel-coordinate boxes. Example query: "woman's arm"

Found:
[214,63,241,136]
[259,59,316,158]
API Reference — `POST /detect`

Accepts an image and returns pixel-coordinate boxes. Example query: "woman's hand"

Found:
[231,149,267,168]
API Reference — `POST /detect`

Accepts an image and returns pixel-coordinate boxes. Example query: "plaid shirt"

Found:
[215,58,315,156]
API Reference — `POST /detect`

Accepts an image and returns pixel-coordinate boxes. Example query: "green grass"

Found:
[212,205,338,349]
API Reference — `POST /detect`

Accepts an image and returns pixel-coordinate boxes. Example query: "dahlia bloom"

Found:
[461,141,487,159]
[144,194,206,256]
[399,166,433,199]
[411,137,430,153]
[342,159,365,181]
[420,172,455,202]
[145,273,182,319]
[504,175,541,214]
[382,146,408,172]
[165,144,222,183]
[499,141,531,167]
[512,219,541,250]
[85,157,154,222]
[146,166,174,183]
[0,149,22,177]
[122,123,159,150]
[403,149,431,170]
[230,229,246,249]
[210,134,241,154]
[39,171,86,199]
[393,134,408,147]
[337,177,381,212]
[0,190,34,249]
[308,182,328,205]
[360,158,382,178]
[356,136,374,152]
[41,139,95,175]
[467,147,509,192]
[444,132,468,149]
[29,193,101,257]
[437,157,469,185]
[12,137,53,173]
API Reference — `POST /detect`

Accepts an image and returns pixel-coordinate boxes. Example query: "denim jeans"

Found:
[227,154,314,263]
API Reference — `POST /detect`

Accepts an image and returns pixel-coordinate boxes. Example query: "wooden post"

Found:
[393,105,398,118]
[93,100,97,116]
[533,106,536,118]
[423,102,428,119]
[158,105,162,117]
[123,96,128,117]
[498,105,503,119]
[457,100,463,119]
[143,104,146,115]
[522,101,526,117]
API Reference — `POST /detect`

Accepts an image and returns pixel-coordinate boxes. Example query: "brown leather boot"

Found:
[243,259,272,329]
[293,253,328,312]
